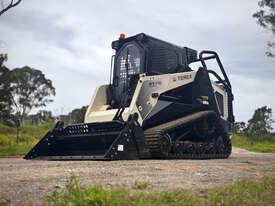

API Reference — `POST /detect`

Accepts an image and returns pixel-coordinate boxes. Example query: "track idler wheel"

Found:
[159,133,172,157]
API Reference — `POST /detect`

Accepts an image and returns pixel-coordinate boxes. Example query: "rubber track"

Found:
[144,111,232,159]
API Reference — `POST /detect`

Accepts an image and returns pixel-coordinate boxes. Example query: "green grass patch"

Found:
[48,176,201,206]
[132,180,150,190]
[206,175,275,206]
[48,175,275,206]
[0,122,54,156]
[232,134,275,153]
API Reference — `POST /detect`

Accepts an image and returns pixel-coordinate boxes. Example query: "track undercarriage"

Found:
[144,111,232,159]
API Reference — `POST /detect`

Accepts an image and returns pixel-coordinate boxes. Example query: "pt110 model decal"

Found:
[149,80,162,87]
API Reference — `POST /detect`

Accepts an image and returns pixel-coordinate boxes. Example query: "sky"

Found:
[0,0,274,123]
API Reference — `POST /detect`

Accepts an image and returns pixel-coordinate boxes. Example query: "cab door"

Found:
[112,43,142,107]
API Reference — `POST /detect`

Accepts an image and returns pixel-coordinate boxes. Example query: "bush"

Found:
[0,122,54,156]
[232,134,275,153]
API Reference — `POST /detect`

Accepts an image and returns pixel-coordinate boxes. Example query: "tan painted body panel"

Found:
[84,71,227,125]
[84,85,130,123]
[211,82,228,120]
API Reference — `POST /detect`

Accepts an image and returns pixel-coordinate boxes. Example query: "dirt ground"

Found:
[0,148,275,206]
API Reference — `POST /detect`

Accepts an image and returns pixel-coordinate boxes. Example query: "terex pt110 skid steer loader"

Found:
[25,33,234,160]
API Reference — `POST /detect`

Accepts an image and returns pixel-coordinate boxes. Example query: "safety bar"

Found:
[199,50,231,89]
[192,50,232,90]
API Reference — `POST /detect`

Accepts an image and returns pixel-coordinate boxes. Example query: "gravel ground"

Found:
[0,148,275,205]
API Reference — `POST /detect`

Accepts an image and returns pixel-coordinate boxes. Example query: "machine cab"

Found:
[110,33,197,108]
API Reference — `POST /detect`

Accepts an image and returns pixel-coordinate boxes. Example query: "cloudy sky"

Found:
[0,0,274,123]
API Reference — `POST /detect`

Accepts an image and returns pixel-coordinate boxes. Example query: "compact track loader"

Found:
[25,33,234,160]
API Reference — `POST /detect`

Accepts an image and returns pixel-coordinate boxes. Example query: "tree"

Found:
[0,53,8,66]
[0,66,13,124]
[246,106,273,139]
[232,121,246,133]
[26,110,54,125]
[69,106,88,124]
[57,106,88,125]
[9,66,56,124]
[253,0,275,57]
[0,0,22,16]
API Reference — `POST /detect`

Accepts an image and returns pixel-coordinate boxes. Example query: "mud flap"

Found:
[24,120,148,160]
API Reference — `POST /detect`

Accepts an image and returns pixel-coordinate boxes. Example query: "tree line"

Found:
[232,106,274,140]
[20,106,88,126]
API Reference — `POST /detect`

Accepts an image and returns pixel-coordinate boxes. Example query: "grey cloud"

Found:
[0,10,74,51]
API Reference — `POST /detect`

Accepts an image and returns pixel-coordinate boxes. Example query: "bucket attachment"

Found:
[24,120,148,160]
